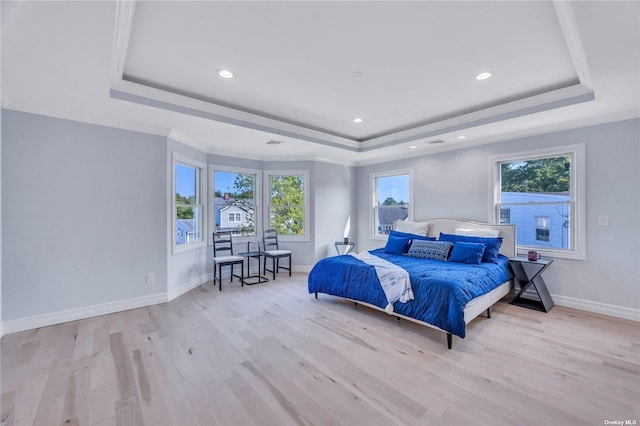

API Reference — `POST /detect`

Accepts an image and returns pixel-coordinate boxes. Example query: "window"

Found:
[491,144,585,259]
[500,208,511,224]
[536,216,550,242]
[371,170,412,237]
[212,167,259,237]
[173,154,205,250]
[266,170,308,239]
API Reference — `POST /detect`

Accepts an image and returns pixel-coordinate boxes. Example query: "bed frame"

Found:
[315,218,516,349]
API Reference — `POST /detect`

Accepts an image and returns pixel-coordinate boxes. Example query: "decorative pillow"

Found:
[454,227,501,238]
[448,242,486,265]
[439,233,503,263]
[384,235,411,254]
[394,220,429,236]
[406,240,454,261]
[390,230,436,242]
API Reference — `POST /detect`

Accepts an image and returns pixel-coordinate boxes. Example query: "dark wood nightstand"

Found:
[509,257,555,312]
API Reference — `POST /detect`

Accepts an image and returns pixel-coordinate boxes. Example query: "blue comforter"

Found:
[308,248,513,338]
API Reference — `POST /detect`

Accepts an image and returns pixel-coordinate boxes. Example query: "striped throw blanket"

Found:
[351,252,413,314]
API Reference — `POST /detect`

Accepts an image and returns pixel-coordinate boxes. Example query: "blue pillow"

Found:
[390,230,436,241]
[384,235,410,254]
[406,240,454,261]
[448,242,486,265]
[439,233,503,263]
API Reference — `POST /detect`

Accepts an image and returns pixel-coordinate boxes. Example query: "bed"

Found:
[308,218,516,349]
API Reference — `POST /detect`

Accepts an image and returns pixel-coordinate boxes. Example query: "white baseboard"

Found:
[167,273,213,301]
[2,273,215,336]
[520,289,639,322]
[2,292,168,335]
[552,294,640,322]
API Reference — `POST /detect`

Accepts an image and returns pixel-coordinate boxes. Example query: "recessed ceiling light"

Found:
[218,69,234,79]
[476,72,492,80]
[353,118,364,123]
[409,145,417,149]
[457,135,467,139]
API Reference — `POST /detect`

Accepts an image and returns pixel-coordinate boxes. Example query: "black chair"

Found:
[262,229,292,280]
[213,231,244,291]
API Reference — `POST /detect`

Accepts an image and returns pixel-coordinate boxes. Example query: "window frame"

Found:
[210,164,262,243]
[172,153,206,254]
[370,169,413,240]
[489,144,585,260]
[264,169,310,242]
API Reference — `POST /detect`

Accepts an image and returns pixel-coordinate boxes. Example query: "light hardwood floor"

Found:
[1,273,638,426]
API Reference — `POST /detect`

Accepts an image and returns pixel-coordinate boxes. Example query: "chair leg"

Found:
[230,265,234,282]
[218,265,222,292]
[288,255,292,276]
[241,261,244,287]
[272,257,276,280]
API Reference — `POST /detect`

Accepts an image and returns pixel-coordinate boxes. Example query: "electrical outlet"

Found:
[598,216,609,227]
[146,273,155,285]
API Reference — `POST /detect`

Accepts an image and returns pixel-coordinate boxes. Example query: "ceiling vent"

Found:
[266,139,285,145]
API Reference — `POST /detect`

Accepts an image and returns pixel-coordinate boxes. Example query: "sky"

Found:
[175,167,241,198]
[175,164,196,197]
[377,175,410,203]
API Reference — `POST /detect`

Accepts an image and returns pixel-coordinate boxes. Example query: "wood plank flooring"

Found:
[1,273,638,425]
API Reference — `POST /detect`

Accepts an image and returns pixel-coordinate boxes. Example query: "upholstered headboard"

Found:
[395,218,516,258]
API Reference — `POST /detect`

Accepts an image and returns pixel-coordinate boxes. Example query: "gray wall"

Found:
[356,118,640,311]
[314,161,357,261]
[2,110,168,321]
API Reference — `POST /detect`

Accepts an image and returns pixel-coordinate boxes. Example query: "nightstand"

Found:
[509,257,555,312]
[335,241,356,255]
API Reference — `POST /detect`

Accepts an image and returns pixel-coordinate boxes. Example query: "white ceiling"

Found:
[2,1,639,166]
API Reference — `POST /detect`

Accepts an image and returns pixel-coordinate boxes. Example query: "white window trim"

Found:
[370,169,414,240]
[210,164,262,245]
[172,152,207,254]
[264,169,310,242]
[489,144,585,260]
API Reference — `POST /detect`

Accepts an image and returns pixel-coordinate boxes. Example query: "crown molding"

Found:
[554,0,593,89]
[111,0,136,86]
[359,83,594,151]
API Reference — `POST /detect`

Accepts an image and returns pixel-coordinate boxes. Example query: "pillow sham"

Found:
[384,235,411,254]
[454,227,501,238]
[439,232,503,263]
[448,242,486,265]
[390,230,436,242]
[406,240,454,261]
[394,220,429,236]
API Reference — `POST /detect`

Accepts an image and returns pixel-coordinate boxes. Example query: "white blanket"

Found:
[351,252,413,314]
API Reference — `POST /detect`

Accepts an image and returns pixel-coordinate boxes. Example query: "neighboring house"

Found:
[215,195,254,234]
[176,219,196,245]
[500,192,570,249]
[377,205,409,234]
[219,205,252,231]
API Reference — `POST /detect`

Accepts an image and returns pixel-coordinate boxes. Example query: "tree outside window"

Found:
[268,174,305,236]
